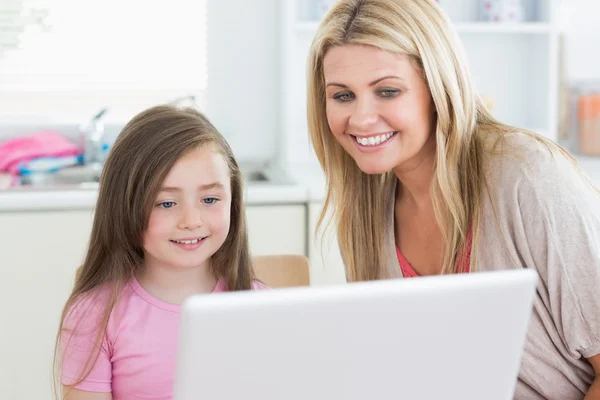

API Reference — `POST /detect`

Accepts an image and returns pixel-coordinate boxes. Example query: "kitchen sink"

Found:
[10,161,290,191]
[20,165,102,187]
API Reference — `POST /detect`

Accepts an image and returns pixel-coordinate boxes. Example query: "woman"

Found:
[306,0,600,399]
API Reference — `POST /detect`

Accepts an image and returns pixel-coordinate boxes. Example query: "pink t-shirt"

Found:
[61,278,267,399]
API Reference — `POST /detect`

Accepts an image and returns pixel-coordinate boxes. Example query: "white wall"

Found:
[561,0,600,81]
[205,0,281,162]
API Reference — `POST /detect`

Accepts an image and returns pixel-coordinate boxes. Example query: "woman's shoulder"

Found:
[479,130,599,220]
[483,130,555,164]
[481,130,580,189]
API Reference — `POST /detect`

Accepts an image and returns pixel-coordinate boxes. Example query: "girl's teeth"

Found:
[357,132,394,146]
[176,239,199,244]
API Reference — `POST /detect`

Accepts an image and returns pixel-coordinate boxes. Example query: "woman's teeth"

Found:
[355,132,395,146]
[173,239,200,244]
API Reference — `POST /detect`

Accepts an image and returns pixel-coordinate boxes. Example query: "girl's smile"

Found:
[170,236,208,251]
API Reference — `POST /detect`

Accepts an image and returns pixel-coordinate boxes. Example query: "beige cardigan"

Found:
[379,133,600,399]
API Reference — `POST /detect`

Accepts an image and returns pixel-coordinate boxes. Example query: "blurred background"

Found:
[0,0,598,182]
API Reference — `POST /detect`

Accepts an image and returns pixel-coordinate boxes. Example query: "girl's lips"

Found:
[351,131,398,153]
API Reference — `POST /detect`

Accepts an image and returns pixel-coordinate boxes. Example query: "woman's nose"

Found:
[348,97,379,132]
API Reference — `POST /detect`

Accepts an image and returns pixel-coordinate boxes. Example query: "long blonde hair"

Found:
[307,0,573,281]
[53,105,255,397]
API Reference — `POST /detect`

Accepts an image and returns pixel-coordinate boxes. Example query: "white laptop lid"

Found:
[174,269,537,400]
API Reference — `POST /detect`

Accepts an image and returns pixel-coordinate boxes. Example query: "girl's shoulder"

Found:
[251,280,269,290]
[63,281,135,331]
[212,279,269,292]
[63,284,112,326]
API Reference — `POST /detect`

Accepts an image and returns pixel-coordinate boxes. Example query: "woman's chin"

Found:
[355,160,394,175]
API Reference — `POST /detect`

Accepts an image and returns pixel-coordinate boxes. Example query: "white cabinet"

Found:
[0,210,94,400]
[307,202,346,286]
[0,203,307,399]
[246,204,308,256]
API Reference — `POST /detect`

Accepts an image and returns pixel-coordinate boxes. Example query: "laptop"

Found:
[173,269,538,400]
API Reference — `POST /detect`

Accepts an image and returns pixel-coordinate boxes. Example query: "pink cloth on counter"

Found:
[0,130,80,174]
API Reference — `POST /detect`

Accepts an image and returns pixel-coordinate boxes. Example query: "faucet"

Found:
[168,95,197,107]
[80,108,108,177]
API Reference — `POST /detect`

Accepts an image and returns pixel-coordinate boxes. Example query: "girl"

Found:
[54,105,266,400]
[306,0,600,399]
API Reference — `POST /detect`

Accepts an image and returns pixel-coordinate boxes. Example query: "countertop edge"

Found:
[0,184,313,212]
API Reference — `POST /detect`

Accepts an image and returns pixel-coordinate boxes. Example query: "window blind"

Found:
[0,0,207,122]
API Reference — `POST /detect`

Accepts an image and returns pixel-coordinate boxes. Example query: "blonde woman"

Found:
[306,0,600,399]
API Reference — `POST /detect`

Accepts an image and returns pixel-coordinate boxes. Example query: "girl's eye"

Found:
[333,92,354,102]
[158,201,176,209]
[379,89,400,98]
[203,197,218,205]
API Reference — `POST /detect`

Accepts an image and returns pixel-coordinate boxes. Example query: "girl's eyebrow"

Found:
[159,186,181,193]
[197,182,225,191]
[159,182,224,193]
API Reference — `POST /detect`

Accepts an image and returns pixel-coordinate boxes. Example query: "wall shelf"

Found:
[296,21,554,35]
[454,22,553,34]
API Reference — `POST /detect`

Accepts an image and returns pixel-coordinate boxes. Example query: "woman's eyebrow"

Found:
[326,75,404,88]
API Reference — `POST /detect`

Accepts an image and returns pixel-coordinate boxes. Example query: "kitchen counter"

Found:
[0,182,311,212]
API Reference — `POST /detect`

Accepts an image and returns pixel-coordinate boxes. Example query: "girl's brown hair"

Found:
[53,105,255,397]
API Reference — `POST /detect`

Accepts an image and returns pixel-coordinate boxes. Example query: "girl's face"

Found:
[323,44,436,175]
[143,145,232,272]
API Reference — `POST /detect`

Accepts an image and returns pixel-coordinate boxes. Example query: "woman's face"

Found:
[323,44,436,175]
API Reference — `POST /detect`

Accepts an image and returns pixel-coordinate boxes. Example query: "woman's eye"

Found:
[333,92,354,102]
[158,201,176,209]
[379,89,400,98]
[203,197,218,205]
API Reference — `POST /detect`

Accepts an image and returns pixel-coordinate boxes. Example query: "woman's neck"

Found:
[136,261,218,305]
[393,135,436,208]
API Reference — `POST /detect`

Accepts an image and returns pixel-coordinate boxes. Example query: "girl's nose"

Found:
[178,206,204,230]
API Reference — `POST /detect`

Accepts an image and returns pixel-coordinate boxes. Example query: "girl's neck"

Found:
[136,261,218,305]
